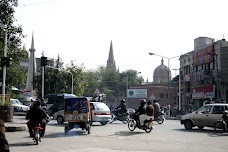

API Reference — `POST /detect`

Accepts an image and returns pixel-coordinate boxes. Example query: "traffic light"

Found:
[41,56,48,67]
[1,57,12,67]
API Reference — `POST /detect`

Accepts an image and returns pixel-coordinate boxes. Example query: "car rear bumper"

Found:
[92,115,111,122]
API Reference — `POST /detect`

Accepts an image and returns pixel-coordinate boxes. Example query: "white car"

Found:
[90,102,111,125]
[53,102,111,125]
[10,99,30,112]
[180,103,228,130]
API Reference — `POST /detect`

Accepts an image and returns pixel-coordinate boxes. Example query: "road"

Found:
[5,116,228,152]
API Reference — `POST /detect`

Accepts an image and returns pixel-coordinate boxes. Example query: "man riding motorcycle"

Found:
[139,100,154,127]
[26,100,49,137]
[134,99,147,126]
[114,99,127,117]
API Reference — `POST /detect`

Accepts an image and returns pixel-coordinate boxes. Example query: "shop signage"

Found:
[192,85,215,99]
[127,89,147,98]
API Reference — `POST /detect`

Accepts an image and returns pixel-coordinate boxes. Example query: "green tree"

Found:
[0,0,28,92]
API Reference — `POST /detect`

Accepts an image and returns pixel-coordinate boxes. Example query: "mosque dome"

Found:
[153,58,172,83]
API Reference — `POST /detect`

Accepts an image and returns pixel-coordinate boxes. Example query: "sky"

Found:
[13,0,228,82]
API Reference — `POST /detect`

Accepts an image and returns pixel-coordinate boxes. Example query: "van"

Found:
[44,93,76,116]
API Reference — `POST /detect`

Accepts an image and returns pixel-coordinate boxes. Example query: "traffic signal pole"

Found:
[42,66,44,98]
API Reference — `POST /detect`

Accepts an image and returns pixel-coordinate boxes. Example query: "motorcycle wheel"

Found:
[128,119,136,131]
[157,116,164,124]
[144,122,153,133]
[214,120,225,133]
[122,115,129,124]
[109,114,115,123]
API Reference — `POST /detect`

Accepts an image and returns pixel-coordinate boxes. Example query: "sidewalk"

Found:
[4,115,27,132]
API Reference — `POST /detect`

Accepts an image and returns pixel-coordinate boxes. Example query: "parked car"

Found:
[180,103,228,130]
[53,101,111,125]
[10,99,30,112]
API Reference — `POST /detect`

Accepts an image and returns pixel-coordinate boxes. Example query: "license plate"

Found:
[102,118,108,121]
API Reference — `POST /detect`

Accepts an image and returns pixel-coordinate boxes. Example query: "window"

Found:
[197,105,212,114]
[212,106,224,114]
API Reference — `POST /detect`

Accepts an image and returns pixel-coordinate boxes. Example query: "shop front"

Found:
[192,85,215,109]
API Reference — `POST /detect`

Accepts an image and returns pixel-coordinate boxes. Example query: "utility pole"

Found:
[1,27,7,104]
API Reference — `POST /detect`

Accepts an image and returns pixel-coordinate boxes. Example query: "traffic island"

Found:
[5,125,26,132]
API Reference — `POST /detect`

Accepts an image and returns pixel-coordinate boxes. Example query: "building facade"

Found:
[180,37,228,112]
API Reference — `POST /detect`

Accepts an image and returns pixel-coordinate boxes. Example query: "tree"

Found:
[0,0,28,92]
[33,59,88,97]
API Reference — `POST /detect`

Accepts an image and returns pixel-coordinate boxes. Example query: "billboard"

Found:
[127,89,147,98]
[193,44,214,66]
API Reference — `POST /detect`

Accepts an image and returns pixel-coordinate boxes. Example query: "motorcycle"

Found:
[154,111,165,124]
[32,118,49,145]
[214,111,228,133]
[128,115,153,133]
[109,109,130,124]
[32,123,43,145]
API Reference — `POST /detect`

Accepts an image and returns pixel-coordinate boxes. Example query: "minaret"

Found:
[25,33,36,91]
[106,41,116,69]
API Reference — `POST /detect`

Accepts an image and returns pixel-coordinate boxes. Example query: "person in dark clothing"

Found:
[139,100,154,126]
[0,119,10,152]
[134,99,147,125]
[26,100,49,137]
[115,99,127,116]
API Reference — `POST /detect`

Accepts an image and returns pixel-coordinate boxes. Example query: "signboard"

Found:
[127,89,147,98]
[192,85,215,99]
[193,44,214,66]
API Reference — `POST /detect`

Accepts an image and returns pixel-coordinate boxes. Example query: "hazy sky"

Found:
[14,0,228,82]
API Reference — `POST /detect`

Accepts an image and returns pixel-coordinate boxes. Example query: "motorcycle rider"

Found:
[153,99,161,119]
[139,100,154,127]
[134,99,147,126]
[114,99,127,117]
[26,99,49,137]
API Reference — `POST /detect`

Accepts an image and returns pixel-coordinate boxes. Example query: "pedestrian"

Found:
[0,119,10,152]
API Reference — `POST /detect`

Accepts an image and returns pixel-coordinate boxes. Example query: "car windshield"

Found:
[94,102,109,111]
[197,105,212,114]
[11,99,22,105]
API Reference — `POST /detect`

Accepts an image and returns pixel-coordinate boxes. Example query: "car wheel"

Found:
[198,126,204,130]
[100,122,107,125]
[184,120,193,130]
[57,115,64,124]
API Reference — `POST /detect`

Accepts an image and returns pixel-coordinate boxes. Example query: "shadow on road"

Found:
[114,130,144,136]
[173,128,228,137]
[44,130,88,138]
[9,142,34,147]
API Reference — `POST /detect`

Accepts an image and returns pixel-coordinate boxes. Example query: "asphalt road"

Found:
[5,116,228,152]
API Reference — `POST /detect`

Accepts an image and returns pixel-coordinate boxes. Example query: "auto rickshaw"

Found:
[64,97,92,134]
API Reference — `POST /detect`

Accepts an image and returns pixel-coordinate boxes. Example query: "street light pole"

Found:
[149,52,180,106]
[126,75,129,106]
[2,27,7,104]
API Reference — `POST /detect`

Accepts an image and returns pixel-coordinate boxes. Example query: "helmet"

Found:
[140,99,146,105]
[147,100,152,105]
[121,99,125,103]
